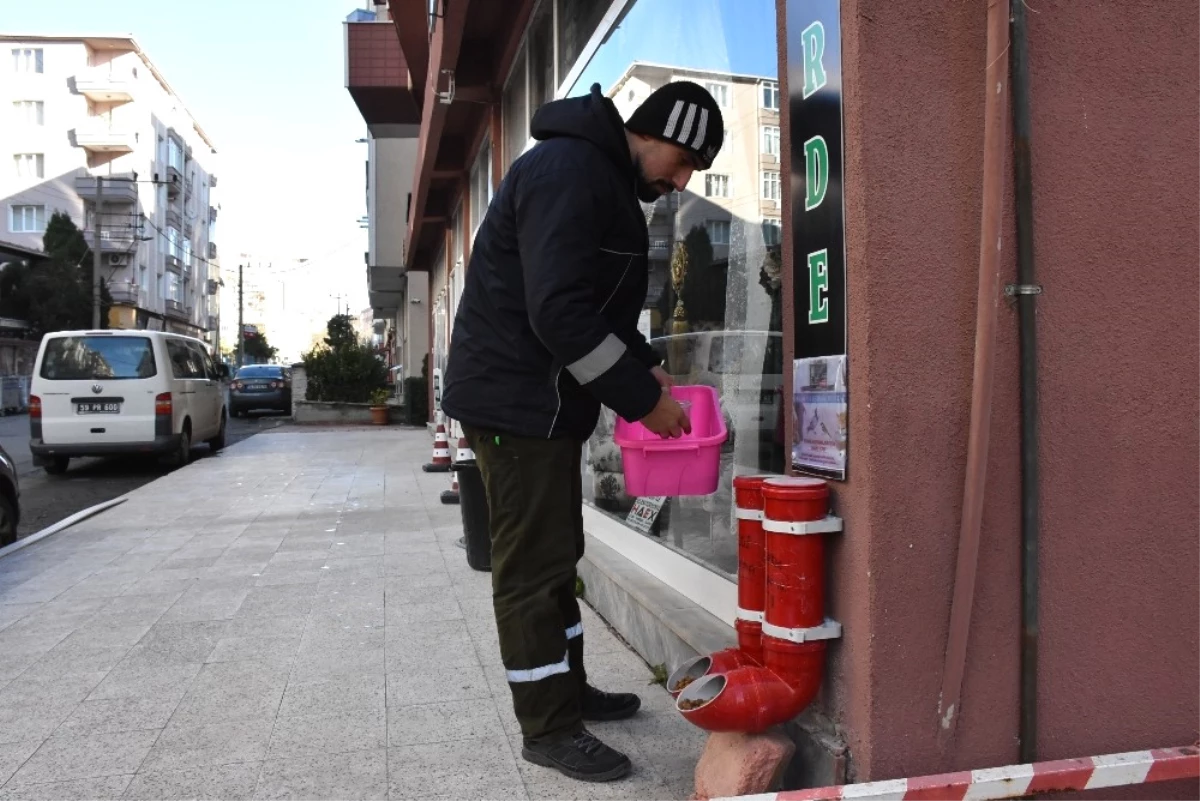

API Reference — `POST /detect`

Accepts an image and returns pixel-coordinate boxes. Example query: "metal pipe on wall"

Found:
[1009,0,1042,765]
[937,0,1011,741]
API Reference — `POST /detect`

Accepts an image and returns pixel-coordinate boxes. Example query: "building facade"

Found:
[1,35,220,342]
[353,0,1198,795]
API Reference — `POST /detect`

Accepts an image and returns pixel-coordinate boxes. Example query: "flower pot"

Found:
[369,405,390,426]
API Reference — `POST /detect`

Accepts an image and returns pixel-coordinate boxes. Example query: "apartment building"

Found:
[1,35,221,343]
[344,4,427,386]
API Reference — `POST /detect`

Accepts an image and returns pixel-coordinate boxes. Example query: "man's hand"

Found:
[650,365,674,390]
[640,391,692,439]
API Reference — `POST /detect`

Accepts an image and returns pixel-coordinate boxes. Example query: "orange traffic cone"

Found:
[422,422,452,473]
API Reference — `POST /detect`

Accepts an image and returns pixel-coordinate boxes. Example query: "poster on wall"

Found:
[788,0,848,479]
[793,355,847,476]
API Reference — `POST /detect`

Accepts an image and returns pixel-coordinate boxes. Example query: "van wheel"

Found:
[171,428,191,468]
[208,414,227,452]
[43,457,70,476]
[0,492,16,547]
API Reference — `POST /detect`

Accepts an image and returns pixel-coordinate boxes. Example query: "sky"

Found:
[571,0,779,97]
[3,0,372,325]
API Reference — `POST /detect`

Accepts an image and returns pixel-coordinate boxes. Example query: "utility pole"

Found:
[91,176,104,329]
[237,263,244,368]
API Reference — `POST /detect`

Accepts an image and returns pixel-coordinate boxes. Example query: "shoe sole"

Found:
[582,698,642,722]
[521,747,632,783]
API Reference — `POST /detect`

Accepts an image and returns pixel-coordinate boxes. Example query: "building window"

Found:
[165,272,183,303]
[761,125,780,157]
[704,174,730,198]
[761,218,782,245]
[557,0,610,89]
[704,81,729,108]
[181,238,192,272]
[469,139,493,241]
[502,50,528,170]
[13,100,44,125]
[10,204,45,233]
[11,48,43,74]
[527,0,554,116]
[706,219,731,246]
[762,170,781,201]
[13,153,44,179]
[762,80,779,110]
[168,138,184,172]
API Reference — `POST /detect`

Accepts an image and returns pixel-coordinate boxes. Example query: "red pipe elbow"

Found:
[675,641,826,733]
[666,647,759,698]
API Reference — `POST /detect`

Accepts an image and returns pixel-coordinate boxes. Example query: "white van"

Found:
[29,330,229,474]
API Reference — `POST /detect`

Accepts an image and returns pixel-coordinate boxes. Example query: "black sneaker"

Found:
[581,684,641,721]
[521,729,632,783]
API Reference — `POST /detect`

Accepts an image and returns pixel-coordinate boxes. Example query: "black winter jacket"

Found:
[442,84,662,441]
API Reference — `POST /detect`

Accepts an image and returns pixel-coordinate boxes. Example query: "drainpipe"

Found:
[1009,0,1042,764]
[937,0,1011,741]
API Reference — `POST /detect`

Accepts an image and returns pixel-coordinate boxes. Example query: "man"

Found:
[442,80,724,782]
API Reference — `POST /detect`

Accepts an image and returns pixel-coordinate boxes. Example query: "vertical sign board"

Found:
[788,0,848,479]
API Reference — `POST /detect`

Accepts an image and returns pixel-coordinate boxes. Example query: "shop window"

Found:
[564,0,784,579]
[528,1,555,116]
[706,219,731,246]
[469,139,493,242]
[557,0,610,89]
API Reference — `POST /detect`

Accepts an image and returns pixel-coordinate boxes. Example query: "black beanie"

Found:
[624,81,725,169]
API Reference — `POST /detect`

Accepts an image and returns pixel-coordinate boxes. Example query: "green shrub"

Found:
[302,314,387,403]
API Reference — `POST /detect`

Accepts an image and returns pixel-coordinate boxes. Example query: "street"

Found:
[0,406,291,540]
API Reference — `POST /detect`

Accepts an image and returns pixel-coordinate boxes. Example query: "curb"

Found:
[0,497,128,560]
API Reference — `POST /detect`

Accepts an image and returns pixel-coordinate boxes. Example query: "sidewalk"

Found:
[0,427,704,800]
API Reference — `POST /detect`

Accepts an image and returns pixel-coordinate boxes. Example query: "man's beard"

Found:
[633,158,672,203]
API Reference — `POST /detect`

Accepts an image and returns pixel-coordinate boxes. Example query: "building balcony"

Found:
[165,165,183,198]
[74,173,139,204]
[345,19,420,136]
[649,238,672,258]
[74,67,135,103]
[73,121,136,153]
[82,228,137,253]
[108,281,140,306]
[165,254,184,274]
[165,299,190,320]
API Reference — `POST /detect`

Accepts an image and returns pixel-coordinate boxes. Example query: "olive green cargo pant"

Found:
[464,426,587,742]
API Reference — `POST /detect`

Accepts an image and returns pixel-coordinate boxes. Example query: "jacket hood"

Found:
[530,83,633,175]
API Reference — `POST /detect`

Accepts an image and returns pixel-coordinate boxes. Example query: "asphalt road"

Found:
[0,403,291,540]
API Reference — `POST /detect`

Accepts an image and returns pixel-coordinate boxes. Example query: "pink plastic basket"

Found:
[614,385,728,497]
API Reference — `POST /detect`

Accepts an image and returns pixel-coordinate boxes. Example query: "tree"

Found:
[302,314,387,403]
[242,332,278,363]
[0,212,111,336]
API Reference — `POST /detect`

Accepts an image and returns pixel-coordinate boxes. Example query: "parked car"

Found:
[0,444,20,547]
[229,364,292,417]
[29,330,229,475]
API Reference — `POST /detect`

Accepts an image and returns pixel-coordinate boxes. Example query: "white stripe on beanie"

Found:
[676,103,697,144]
[662,100,685,139]
[690,107,710,150]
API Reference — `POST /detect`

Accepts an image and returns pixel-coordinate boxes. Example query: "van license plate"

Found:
[77,402,121,414]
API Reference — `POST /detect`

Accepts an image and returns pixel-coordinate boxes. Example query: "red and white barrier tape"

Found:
[717,746,1198,801]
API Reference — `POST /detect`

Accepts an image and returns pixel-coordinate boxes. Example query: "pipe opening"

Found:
[667,655,712,695]
[677,673,725,711]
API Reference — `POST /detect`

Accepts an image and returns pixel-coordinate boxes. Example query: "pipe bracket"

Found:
[735,508,764,521]
[762,618,843,643]
[1004,283,1043,296]
[762,516,843,536]
[736,607,765,623]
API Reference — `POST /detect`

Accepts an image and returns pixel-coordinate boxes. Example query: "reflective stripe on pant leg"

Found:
[507,651,571,683]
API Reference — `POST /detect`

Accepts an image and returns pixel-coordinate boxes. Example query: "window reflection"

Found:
[565,0,784,578]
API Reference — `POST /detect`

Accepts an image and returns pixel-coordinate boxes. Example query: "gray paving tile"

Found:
[5,729,159,787]
[385,663,491,707]
[0,740,41,786]
[121,762,262,800]
[220,614,309,640]
[254,748,387,800]
[205,635,302,665]
[23,643,129,681]
[124,621,228,665]
[383,552,447,577]
[169,661,290,727]
[387,698,505,747]
[87,659,201,702]
[139,718,274,773]
[233,586,314,619]
[288,645,385,682]
[0,774,133,800]
[56,695,181,737]
[0,604,40,633]
[277,673,385,718]
[267,707,387,761]
[387,736,526,801]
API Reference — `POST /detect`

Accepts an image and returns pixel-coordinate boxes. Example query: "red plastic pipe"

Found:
[678,478,837,732]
